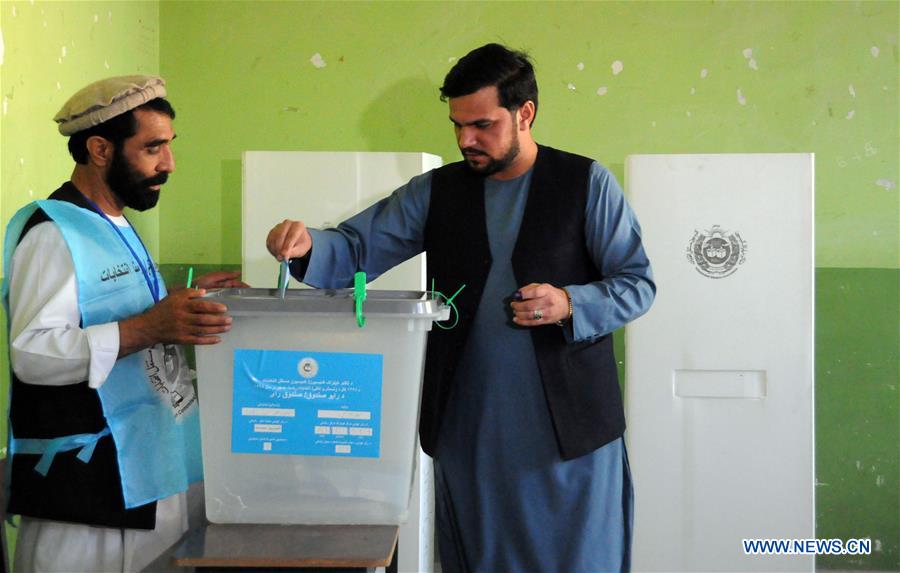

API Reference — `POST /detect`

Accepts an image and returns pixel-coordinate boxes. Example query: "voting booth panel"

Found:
[242,151,441,290]
[624,154,814,572]
[231,151,440,572]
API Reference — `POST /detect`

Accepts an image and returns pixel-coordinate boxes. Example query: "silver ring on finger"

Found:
[532,309,543,320]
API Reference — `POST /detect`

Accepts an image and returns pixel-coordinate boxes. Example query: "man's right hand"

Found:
[118,288,232,357]
[266,219,312,262]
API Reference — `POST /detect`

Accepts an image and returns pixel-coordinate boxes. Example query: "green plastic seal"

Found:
[354,271,367,328]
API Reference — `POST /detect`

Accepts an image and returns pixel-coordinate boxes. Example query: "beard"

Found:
[460,126,521,177]
[106,148,166,211]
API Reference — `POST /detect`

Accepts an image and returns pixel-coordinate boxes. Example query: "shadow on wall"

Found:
[358,76,453,158]
[218,78,447,269]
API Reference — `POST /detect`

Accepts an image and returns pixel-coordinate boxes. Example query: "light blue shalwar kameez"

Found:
[300,162,654,573]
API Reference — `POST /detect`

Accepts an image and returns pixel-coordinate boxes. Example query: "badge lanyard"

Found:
[80,194,161,304]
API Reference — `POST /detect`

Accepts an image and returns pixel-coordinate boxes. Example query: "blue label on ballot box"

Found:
[232,349,383,458]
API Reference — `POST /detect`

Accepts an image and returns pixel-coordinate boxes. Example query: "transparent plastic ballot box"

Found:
[194,288,449,525]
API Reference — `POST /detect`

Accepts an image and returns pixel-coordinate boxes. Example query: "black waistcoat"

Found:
[6,182,157,529]
[422,145,625,461]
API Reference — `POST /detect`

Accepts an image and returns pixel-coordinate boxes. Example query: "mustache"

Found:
[461,147,487,156]
[141,173,169,187]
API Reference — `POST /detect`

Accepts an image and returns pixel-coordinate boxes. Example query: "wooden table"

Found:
[145,524,398,572]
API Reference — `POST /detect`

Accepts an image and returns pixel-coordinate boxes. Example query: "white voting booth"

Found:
[242,151,442,573]
[625,154,815,572]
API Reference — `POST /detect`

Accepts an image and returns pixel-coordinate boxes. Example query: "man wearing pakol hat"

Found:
[268,44,655,572]
[3,75,246,572]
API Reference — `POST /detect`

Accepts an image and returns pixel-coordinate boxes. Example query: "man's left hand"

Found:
[193,271,249,289]
[510,283,570,327]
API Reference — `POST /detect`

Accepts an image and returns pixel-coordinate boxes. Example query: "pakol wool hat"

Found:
[54,75,166,135]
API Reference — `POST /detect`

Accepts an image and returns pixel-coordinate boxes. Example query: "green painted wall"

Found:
[157,0,897,269]
[0,0,161,259]
[816,268,899,570]
[0,1,897,570]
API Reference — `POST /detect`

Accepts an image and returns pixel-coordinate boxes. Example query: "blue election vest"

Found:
[2,199,202,509]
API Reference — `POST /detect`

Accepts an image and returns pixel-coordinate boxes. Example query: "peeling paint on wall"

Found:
[870,46,880,58]
[846,109,856,119]
[875,179,896,191]
[700,68,708,79]
[567,83,576,91]
[742,48,758,70]
[576,62,584,71]
[310,53,326,69]
[737,88,747,105]
[596,86,607,96]
[849,84,856,98]
[611,60,623,75]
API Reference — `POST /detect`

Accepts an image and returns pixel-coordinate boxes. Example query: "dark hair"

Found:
[67,97,175,164]
[440,43,538,124]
